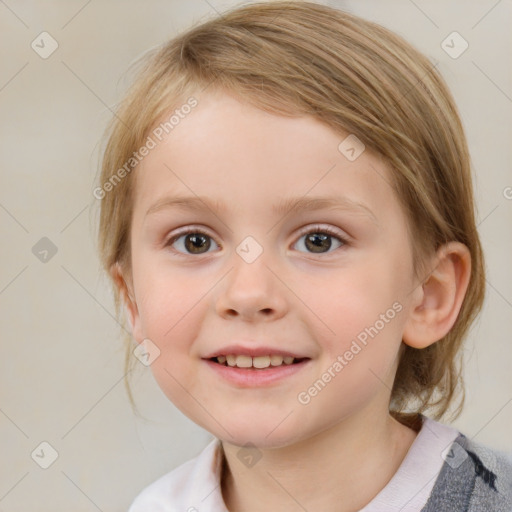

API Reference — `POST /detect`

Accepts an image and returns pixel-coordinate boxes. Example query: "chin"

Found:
[213,418,306,450]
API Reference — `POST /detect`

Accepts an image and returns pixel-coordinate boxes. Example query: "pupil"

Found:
[185,234,210,254]
[306,233,331,253]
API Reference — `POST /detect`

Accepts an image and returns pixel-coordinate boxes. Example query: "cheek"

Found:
[299,260,401,344]
[134,274,206,410]
[297,291,405,421]
[298,259,407,400]
[138,290,200,352]
[133,253,203,338]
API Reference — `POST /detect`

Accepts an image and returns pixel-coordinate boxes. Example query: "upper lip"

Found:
[203,344,310,359]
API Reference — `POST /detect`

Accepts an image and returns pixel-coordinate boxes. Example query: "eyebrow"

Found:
[145,195,378,224]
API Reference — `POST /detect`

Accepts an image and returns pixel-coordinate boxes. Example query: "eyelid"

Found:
[167,224,215,240]
[295,223,351,245]
[165,225,218,250]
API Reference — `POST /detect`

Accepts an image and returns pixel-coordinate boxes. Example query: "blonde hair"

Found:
[96,0,485,428]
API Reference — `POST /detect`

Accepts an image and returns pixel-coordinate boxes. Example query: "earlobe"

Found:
[110,262,142,342]
[402,242,471,349]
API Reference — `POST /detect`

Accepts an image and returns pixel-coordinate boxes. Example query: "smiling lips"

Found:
[204,345,312,385]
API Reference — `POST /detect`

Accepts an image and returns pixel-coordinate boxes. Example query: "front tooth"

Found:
[283,356,294,365]
[270,355,284,366]
[226,355,237,367]
[235,355,253,368]
[253,355,271,368]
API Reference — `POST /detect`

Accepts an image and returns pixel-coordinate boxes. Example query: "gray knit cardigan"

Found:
[421,432,512,511]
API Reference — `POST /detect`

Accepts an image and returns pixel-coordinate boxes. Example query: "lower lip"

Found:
[203,359,311,387]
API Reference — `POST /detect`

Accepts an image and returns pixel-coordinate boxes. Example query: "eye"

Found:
[166,228,219,256]
[292,224,348,254]
[165,224,349,257]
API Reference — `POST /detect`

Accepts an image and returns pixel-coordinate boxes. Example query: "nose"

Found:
[215,253,288,322]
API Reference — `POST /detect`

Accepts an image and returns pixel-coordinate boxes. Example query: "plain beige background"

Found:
[1,0,511,510]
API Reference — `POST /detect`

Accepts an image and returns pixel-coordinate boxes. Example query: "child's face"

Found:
[125,89,421,447]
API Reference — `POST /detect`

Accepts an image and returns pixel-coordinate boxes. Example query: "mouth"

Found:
[208,354,310,369]
[204,354,312,387]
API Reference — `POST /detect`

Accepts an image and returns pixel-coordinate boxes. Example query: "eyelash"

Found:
[164,224,350,257]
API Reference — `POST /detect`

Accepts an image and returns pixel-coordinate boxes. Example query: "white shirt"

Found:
[128,416,460,512]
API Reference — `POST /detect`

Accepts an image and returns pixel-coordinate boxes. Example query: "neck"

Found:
[220,411,420,512]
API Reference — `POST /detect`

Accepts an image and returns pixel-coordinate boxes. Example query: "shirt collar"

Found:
[180,437,228,511]
[177,415,459,511]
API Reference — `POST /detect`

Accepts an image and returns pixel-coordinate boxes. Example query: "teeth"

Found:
[253,356,271,369]
[270,355,284,366]
[218,354,298,368]
[235,355,252,368]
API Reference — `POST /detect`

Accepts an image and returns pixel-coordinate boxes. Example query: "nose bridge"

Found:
[215,234,286,320]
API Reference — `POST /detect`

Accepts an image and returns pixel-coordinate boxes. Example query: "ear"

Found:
[402,241,471,349]
[110,262,144,343]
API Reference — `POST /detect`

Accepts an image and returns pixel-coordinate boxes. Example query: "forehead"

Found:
[132,90,400,223]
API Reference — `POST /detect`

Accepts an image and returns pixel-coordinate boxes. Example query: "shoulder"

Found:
[422,429,512,512]
[460,434,512,478]
[127,438,223,512]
